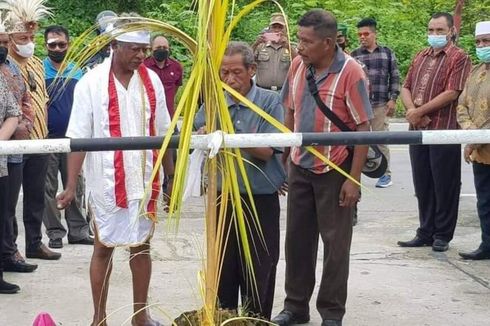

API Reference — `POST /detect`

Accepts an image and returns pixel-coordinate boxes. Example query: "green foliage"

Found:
[34,0,489,114]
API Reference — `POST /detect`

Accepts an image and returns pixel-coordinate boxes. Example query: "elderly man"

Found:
[252,12,296,92]
[457,21,490,260]
[272,9,372,326]
[3,0,61,262]
[398,12,471,252]
[194,41,286,320]
[56,15,172,326]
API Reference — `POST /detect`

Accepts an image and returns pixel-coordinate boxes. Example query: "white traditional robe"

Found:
[66,59,170,247]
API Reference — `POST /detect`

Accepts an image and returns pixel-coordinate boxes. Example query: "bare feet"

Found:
[91,316,108,326]
[131,315,162,326]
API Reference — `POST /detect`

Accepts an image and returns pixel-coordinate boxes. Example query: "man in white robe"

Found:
[57,29,172,326]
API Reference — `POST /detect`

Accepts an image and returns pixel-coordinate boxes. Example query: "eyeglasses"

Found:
[27,71,37,92]
[47,42,68,50]
[358,32,371,38]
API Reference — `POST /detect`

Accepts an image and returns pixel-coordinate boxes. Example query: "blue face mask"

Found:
[428,35,448,49]
[476,46,490,63]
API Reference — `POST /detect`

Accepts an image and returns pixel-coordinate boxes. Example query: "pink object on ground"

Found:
[32,312,56,326]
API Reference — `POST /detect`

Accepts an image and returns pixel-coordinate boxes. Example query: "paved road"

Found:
[1,123,489,325]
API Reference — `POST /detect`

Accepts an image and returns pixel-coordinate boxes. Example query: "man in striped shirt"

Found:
[398,12,471,252]
[351,18,400,188]
[272,9,372,326]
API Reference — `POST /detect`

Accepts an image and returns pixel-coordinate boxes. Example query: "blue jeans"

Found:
[473,162,490,251]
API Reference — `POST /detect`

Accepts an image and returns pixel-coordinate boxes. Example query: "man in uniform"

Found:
[252,13,296,92]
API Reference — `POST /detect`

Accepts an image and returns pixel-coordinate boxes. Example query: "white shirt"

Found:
[66,59,170,215]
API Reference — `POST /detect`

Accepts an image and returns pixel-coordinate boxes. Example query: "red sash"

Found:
[107,65,160,214]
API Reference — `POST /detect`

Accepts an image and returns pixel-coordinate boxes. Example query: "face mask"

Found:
[15,42,35,58]
[48,50,67,63]
[0,46,8,64]
[427,35,448,49]
[153,49,169,62]
[476,46,490,63]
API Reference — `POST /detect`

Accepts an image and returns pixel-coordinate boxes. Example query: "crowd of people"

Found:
[0,1,489,326]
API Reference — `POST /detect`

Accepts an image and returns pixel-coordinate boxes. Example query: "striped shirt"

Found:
[351,45,400,106]
[282,47,373,174]
[403,44,471,130]
[10,56,49,139]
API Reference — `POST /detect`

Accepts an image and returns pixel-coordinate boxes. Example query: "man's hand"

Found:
[464,144,474,164]
[12,120,31,140]
[386,100,396,117]
[405,108,423,126]
[56,186,76,210]
[339,179,360,207]
[278,181,288,196]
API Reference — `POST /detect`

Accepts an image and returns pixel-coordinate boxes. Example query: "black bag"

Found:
[305,64,387,179]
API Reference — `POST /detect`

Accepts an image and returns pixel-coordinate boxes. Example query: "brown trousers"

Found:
[371,104,391,175]
[283,162,353,320]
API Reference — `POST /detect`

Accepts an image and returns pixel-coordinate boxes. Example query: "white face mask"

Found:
[15,42,35,58]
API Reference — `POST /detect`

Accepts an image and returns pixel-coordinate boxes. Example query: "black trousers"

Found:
[283,162,353,321]
[472,162,490,251]
[409,144,461,242]
[3,154,49,257]
[218,192,280,320]
[0,176,8,276]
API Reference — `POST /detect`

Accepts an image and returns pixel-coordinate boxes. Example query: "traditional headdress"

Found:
[115,31,150,44]
[0,0,52,33]
[0,10,9,34]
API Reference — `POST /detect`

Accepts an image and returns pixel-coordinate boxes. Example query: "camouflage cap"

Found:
[269,12,286,26]
[337,23,348,36]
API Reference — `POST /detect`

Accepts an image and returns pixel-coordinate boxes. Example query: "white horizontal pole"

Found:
[0,130,488,155]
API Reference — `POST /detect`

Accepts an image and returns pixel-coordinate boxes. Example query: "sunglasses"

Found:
[27,71,37,92]
[358,32,371,38]
[47,42,68,50]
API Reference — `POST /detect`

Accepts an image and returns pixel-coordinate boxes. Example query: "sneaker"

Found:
[376,174,393,188]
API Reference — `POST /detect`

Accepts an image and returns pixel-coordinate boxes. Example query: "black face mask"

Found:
[48,50,67,63]
[0,46,8,64]
[153,49,169,62]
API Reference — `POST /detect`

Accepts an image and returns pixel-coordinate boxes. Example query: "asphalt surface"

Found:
[1,123,489,325]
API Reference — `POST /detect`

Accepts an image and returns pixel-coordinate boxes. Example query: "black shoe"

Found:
[0,279,20,294]
[432,239,449,252]
[459,248,490,260]
[26,244,61,260]
[3,257,38,273]
[397,236,433,247]
[48,238,63,249]
[322,319,342,326]
[271,310,309,326]
[68,237,94,245]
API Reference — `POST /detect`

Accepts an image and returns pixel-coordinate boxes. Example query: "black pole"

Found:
[68,131,424,152]
[301,131,423,146]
